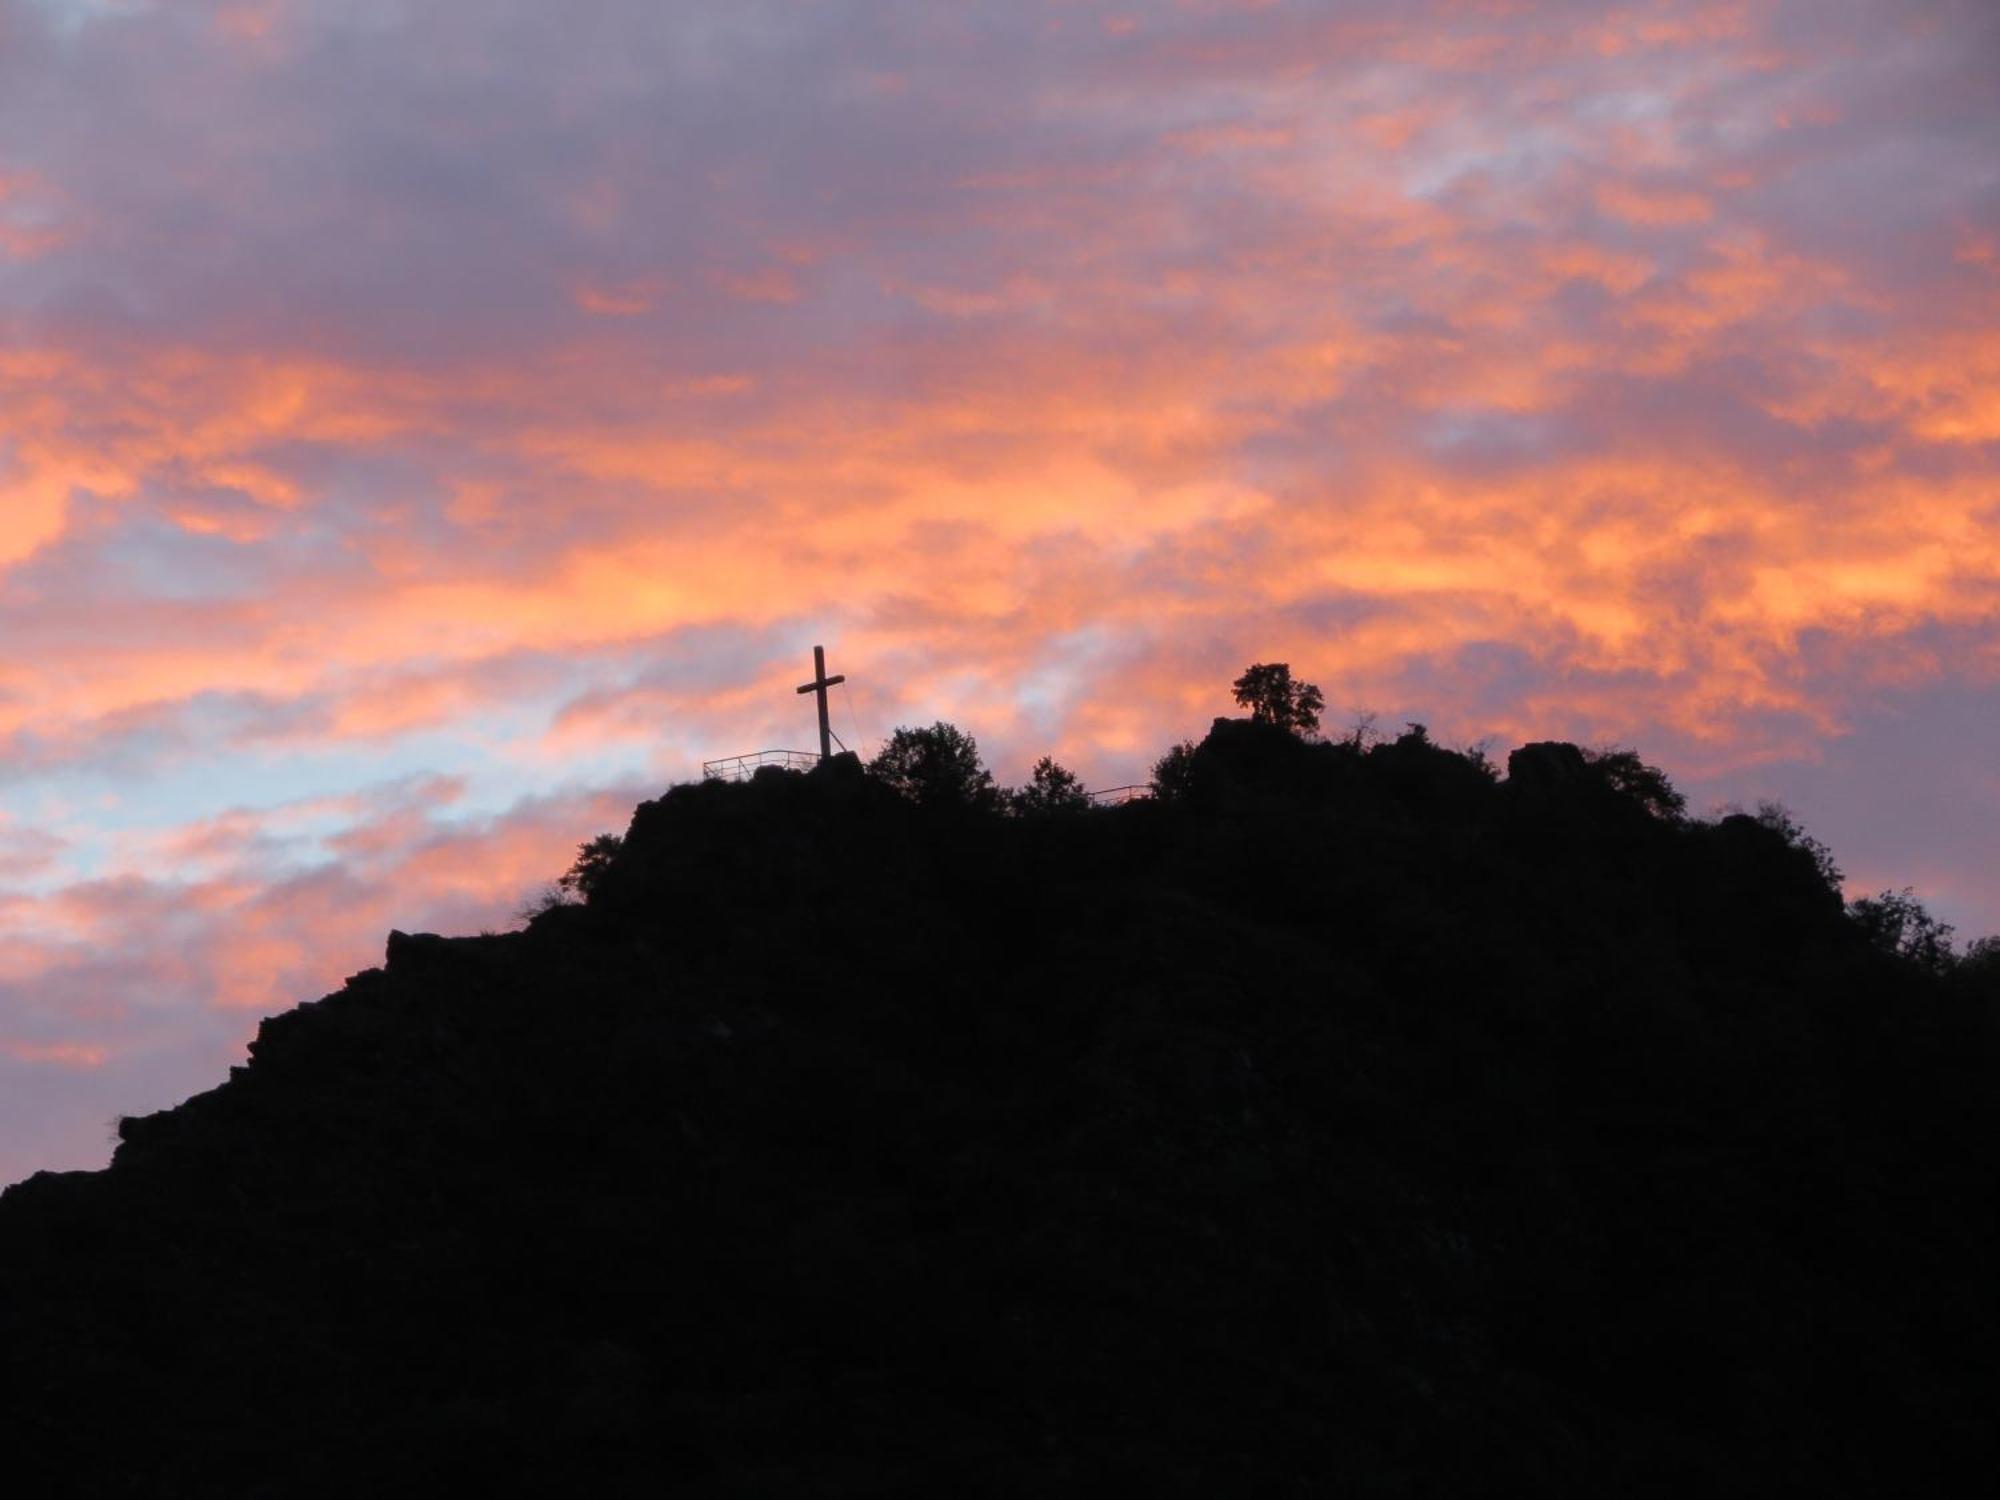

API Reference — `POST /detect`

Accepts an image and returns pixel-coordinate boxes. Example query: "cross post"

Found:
[795,645,846,762]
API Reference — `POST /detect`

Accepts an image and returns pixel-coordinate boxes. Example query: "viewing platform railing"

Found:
[700,755,1154,802]
[702,749,821,781]
[1086,783,1153,806]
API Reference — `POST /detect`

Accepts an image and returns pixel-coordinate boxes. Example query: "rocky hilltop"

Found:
[1,721,1993,1496]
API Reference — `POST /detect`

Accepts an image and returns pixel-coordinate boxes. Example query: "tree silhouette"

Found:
[1584,747,1687,822]
[1150,739,1199,803]
[1753,801,1844,894]
[1231,662,1324,736]
[866,722,998,809]
[1010,755,1090,815]
[1957,936,2000,994]
[1849,886,1956,973]
[557,833,623,900]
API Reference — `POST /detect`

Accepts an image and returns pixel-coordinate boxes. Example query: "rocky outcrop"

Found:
[0,730,1991,1497]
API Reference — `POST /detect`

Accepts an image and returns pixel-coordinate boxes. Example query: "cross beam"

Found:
[795,645,846,762]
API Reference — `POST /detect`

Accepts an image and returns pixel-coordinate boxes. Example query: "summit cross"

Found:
[795,645,846,762]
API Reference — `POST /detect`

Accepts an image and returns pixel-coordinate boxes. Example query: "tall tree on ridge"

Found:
[1231,662,1325,737]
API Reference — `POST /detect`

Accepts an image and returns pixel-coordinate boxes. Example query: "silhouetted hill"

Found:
[2,722,1993,1497]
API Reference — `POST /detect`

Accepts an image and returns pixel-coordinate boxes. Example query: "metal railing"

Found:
[700,755,1154,802]
[702,749,821,781]
[1086,783,1154,806]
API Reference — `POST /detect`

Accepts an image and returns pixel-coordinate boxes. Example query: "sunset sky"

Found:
[1,0,1996,1183]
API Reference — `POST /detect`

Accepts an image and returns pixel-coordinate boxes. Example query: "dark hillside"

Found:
[2,721,1993,1497]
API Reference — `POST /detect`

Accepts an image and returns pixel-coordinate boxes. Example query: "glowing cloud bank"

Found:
[1,0,1995,1181]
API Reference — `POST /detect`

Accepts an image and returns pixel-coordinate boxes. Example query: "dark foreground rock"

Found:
[1,725,1993,1496]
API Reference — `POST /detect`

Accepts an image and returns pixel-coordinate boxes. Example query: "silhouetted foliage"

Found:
[0,719,1992,1499]
[1009,755,1090,815]
[515,880,572,922]
[1149,739,1199,802]
[1584,745,1687,821]
[1953,937,2000,1007]
[557,832,623,899]
[865,720,998,810]
[1752,800,1845,894]
[1230,661,1324,736]
[1850,886,1957,973]
[1461,736,1500,780]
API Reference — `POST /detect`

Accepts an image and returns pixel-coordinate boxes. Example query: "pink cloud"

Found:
[1595,180,1715,226]
[571,278,664,317]
[3,1040,108,1070]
